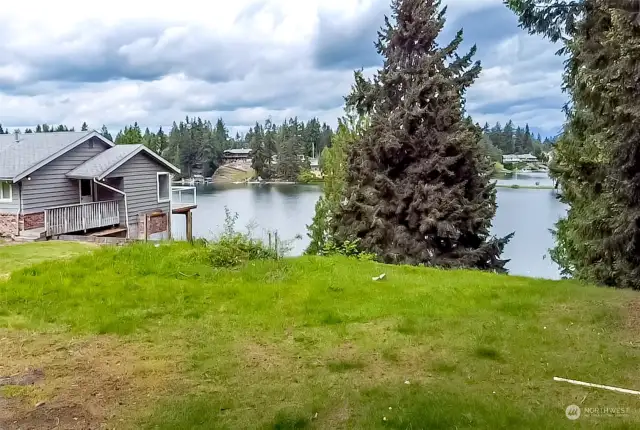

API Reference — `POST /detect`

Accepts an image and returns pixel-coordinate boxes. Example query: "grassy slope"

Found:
[0,241,94,278]
[1,242,639,429]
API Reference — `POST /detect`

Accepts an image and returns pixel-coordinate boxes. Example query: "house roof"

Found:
[0,131,114,182]
[67,144,180,180]
[223,148,252,155]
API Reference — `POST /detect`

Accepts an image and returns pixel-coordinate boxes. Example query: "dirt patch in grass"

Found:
[0,330,177,429]
[626,298,640,330]
[241,341,291,373]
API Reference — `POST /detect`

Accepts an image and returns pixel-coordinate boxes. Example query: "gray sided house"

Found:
[0,131,180,240]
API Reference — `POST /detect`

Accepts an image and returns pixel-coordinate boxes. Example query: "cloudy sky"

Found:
[0,0,565,137]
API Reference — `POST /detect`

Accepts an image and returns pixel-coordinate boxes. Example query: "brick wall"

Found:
[135,212,168,239]
[0,213,19,238]
[148,213,168,235]
[21,212,45,230]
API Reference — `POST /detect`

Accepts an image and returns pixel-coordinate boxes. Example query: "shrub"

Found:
[297,169,316,184]
[320,238,376,261]
[209,233,277,267]
[207,207,299,268]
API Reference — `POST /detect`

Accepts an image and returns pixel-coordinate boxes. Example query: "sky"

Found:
[0,0,566,138]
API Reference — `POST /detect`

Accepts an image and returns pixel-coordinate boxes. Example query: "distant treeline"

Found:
[0,117,553,176]
[480,121,555,163]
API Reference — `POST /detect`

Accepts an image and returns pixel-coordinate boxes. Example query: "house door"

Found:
[79,180,93,203]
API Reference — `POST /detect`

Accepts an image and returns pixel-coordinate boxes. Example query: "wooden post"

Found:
[144,214,149,242]
[167,211,172,241]
[186,210,193,242]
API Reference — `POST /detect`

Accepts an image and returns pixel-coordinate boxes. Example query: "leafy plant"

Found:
[296,169,316,184]
[208,207,301,267]
[320,238,376,261]
[208,207,277,267]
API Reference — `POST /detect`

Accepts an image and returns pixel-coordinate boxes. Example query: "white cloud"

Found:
[0,0,564,136]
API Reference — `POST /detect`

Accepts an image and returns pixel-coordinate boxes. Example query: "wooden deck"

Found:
[44,200,120,237]
[172,204,198,214]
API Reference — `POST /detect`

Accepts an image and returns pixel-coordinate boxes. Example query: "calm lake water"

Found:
[172,172,567,279]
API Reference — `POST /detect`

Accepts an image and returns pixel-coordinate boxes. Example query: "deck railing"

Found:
[171,186,197,208]
[44,200,120,236]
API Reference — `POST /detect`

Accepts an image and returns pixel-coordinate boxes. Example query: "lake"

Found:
[172,172,567,279]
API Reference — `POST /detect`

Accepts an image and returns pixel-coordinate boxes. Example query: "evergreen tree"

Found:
[35,124,42,133]
[307,113,369,254]
[335,0,512,270]
[142,127,155,151]
[502,120,515,153]
[155,127,169,156]
[0,124,4,134]
[509,0,640,288]
[81,122,89,131]
[115,124,143,145]
[100,125,112,141]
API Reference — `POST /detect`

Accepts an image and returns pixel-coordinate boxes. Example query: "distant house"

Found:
[308,158,320,173]
[0,131,185,241]
[222,148,252,164]
[502,153,539,164]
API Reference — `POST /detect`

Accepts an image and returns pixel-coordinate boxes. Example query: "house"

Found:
[222,148,252,164]
[0,131,189,241]
[308,158,320,173]
[502,153,539,164]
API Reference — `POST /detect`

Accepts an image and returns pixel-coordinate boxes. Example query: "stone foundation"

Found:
[0,213,19,238]
[20,212,45,230]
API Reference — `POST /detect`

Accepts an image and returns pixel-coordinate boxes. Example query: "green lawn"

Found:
[0,242,639,429]
[0,241,94,278]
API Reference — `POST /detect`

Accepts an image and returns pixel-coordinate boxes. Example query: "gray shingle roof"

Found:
[67,144,180,179]
[0,131,99,181]
[66,144,143,179]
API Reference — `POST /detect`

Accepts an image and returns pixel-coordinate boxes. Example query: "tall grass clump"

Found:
[207,207,299,267]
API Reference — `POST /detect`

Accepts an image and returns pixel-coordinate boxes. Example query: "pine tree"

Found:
[502,120,515,153]
[81,122,89,131]
[155,127,169,156]
[100,125,112,141]
[335,0,512,270]
[509,0,640,288]
[115,124,143,145]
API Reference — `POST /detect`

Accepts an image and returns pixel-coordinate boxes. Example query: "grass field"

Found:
[0,241,94,278]
[0,242,639,429]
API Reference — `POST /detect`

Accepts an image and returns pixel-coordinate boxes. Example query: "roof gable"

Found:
[67,144,180,180]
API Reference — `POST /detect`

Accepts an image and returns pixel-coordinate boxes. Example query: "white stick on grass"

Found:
[553,377,640,395]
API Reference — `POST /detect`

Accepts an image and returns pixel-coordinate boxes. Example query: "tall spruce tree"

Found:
[509,0,640,288]
[335,0,512,270]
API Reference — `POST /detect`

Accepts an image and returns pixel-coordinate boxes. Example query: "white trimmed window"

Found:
[157,173,170,203]
[0,181,12,202]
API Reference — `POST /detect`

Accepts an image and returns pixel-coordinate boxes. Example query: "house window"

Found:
[157,173,170,203]
[0,181,12,202]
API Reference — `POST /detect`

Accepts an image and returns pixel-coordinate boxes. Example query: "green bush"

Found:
[209,234,277,267]
[297,169,316,184]
[207,207,297,267]
[320,239,376,261]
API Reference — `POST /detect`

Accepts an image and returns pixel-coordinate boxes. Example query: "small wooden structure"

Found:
[171,186,197,241]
